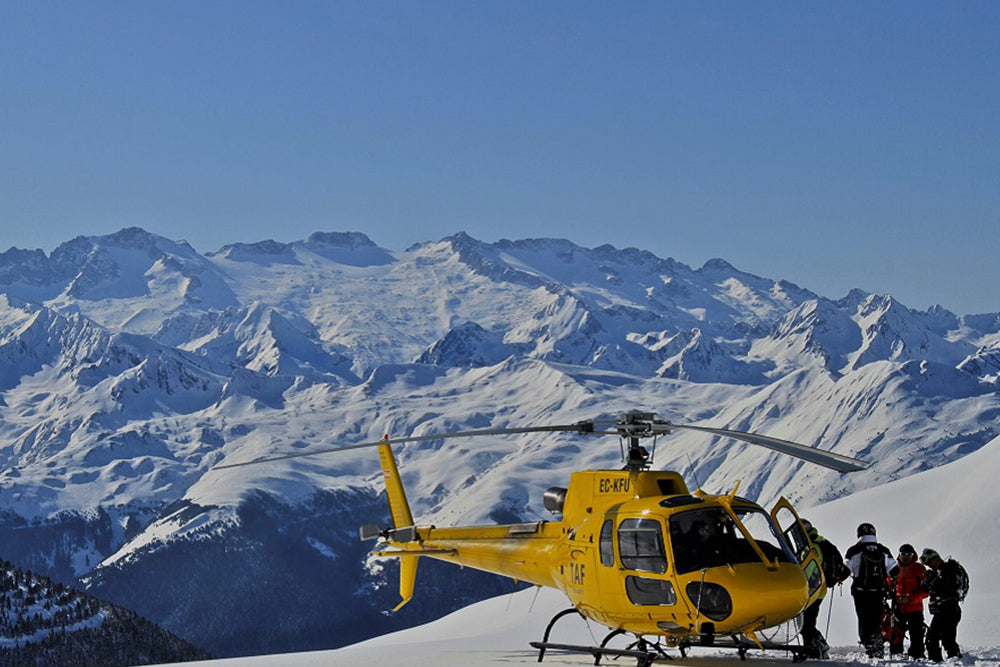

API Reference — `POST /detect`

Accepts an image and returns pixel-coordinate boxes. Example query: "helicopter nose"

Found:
[738,566,809,627]
[753,577,810,622]
[695,564,809,629]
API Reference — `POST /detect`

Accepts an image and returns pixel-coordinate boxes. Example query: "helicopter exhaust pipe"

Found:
[543,487,567,515]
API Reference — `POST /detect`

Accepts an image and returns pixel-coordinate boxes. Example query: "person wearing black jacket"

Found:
[921,548,969,662]
[845,522,897,658]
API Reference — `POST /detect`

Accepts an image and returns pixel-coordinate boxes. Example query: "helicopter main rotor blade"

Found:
[661,424,869,472]
[213,410,869,473]
[213,422,602,470]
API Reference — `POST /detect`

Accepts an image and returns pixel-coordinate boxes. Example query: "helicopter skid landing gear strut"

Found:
[676,636,809,663]
[530,608,668,666]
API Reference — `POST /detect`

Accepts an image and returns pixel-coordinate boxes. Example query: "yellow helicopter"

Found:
[218,410,868,664]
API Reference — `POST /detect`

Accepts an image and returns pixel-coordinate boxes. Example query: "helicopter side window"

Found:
[599,520,614,567]
[618,518,667,574]
[625,576,676,606]
[772,506,813,563]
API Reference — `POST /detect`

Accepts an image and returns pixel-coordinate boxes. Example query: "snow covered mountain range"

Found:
[1,227,998,657]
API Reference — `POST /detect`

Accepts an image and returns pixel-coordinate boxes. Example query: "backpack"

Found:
[943,560,970,601]
[854,544,889,593]
[817,539,849,586]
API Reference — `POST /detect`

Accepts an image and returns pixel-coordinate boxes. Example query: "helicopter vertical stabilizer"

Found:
[377,437,419,610]
[393,555,418,612]
[377,437,414,529]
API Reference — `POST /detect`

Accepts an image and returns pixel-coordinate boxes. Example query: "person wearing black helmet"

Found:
[845,522,897,658]
[921,547,969,662]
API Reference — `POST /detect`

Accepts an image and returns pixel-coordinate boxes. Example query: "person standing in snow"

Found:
[921,548,969,662]
[845,522,897,658]
[800,519,849,659]
[888,543,928,658]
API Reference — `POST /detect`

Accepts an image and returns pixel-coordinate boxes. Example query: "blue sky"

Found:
[2,2,998,314]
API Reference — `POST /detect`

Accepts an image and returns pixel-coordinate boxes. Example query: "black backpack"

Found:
[854,544,889,593]
[928,559,970,613]
[955,561,970,601]
[818,539,849,586]
[942,560,970,601]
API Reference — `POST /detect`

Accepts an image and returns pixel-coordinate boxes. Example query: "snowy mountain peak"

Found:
[699,257,737,273]
[958,342,1000,383]
[52,227,202,267]
[102,226,172,253]
[299,231,394,266]
[210,231,395,268]
[0,227,235,325]
[0,247,50,286]
[417,321,527,368]
[304,231,377,249]
[755,298,862,374]
[210,239,297,263]
[837,287,874,309]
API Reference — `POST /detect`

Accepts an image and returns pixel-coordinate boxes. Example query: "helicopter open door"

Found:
[770,498,826,608]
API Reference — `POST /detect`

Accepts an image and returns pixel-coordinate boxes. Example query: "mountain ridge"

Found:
[1,227,997,656]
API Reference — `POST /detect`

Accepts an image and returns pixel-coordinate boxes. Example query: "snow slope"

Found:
[175,433,1000,666]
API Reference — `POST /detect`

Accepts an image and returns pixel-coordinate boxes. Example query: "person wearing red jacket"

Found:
[889,544,928,658]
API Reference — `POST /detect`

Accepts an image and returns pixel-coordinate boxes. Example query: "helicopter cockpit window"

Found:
[669,506,795,575]
[618,518,667,574]
[734,505,797,564]
[599,519,614,567]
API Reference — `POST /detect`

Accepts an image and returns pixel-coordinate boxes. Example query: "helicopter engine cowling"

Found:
[543,487,567,515]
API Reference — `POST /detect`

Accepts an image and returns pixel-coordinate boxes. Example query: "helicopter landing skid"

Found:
[531,608,669,666]
[677,637,809,663]
[530,641,661,667]
[531,607,809,665]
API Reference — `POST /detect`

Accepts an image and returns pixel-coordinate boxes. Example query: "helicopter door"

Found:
[770,498,826,606]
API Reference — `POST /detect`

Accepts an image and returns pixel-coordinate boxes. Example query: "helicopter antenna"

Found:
[686,453,704,491]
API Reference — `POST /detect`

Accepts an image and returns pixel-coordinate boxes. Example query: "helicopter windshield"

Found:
[669,505,795,574]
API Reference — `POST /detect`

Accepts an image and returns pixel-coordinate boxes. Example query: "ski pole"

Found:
[825,585,836,638]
